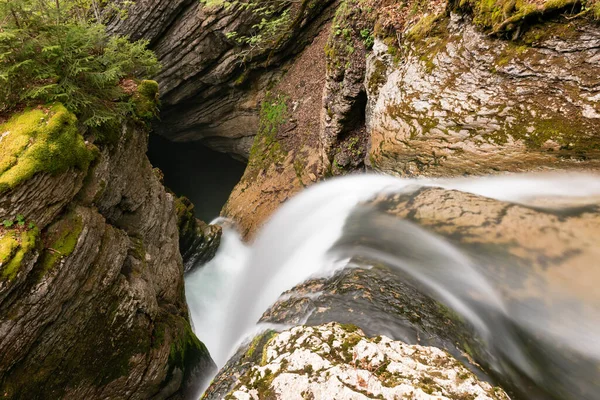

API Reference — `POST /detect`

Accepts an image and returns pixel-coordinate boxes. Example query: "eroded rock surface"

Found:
[108,0,336,158]
[366,12,600,176]
[0,100,215,398]
[212,323,509,400]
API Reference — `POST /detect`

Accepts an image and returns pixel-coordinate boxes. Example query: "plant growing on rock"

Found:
[0,0,160,127]
[223,0,315,62]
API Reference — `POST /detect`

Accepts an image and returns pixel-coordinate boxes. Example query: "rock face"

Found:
[106,0,600,236]
[107,0,336,158]
[226,0,600,235]
[174,195,222,272]
[221,25,333,237]
[366,14,600,176]
[0,89,215,398]
[208,323,509,400]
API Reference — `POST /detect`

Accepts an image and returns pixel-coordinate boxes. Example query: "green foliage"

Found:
[0,24,160,127]
[0,0,133,27]
[2,215,32,229]
[360,28,374,49]
[0,0,160,128]
[225,0,292,60]
[247,93,289,175]
[0,104,96,194]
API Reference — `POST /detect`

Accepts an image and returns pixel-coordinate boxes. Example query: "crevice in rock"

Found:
[147,134,246,222]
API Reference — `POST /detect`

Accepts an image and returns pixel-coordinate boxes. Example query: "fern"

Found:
[0,23,160,127]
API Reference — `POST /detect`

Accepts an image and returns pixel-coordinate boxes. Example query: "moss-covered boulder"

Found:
[0,104,95,194]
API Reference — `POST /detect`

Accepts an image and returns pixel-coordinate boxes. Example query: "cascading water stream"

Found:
[185,172,600,398]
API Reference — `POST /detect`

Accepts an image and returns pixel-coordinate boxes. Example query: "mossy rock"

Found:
[457,0,600,35]
[36,211,84,280]
[246,93,289,179]
[0,228,39,282]
[166,316,213,389]
[132,80,160,121]
[174,195,197,239]
[0,103,96,194]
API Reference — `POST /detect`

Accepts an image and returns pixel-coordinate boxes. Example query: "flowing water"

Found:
[185,173,600,399]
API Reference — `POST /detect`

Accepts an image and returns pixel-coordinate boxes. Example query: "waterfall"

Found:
[185,172,600,398]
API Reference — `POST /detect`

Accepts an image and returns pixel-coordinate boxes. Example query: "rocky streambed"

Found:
[194,179,600,400]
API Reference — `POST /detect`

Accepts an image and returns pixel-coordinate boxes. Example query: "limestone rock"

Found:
[366,13,600,176]
[0,110,215,398]
[216,323,509,400]
[108,0,336,158]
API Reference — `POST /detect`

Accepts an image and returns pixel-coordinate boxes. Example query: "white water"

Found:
[185,226,249,367]
[185,172,600,396]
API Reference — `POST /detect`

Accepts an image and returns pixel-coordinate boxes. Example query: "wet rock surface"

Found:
[207,323,509,400]
[206,185,600,400]
[173,195,222,272]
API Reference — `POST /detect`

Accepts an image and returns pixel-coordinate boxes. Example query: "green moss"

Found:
[173,195,197,239]
[246,93,289,179]
[168,317,211,385]
[0,104,96,194]
[132,80,160,120]
[593,1,600,18]
[457,0,593,35]
[0,228,38,281]
[368,58,389,94]
[405,17,452,73]
[37,211,83,278]
[407,13,443,41]
[340,323,360,333]
[0,233,19,264]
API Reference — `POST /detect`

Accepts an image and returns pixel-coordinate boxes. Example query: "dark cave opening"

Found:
[147,134,246,222]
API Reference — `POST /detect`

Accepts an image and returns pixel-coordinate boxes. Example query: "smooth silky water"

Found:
[185,173,600,399]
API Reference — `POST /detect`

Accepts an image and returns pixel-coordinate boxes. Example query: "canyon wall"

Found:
[0,83,215,399]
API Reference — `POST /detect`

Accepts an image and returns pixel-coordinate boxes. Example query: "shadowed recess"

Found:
[147,134,246,221]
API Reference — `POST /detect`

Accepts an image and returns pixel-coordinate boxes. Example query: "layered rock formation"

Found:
[0,83,215,399]
[366,13,600,176]
[108,0,600,237]
[229,0,600,235]
[106,0,336,159]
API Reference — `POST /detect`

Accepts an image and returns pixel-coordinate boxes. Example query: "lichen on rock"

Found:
[365,10,600,176]
[223,323,509,400]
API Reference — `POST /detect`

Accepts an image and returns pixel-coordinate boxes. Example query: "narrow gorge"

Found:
[0,0,599,399]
